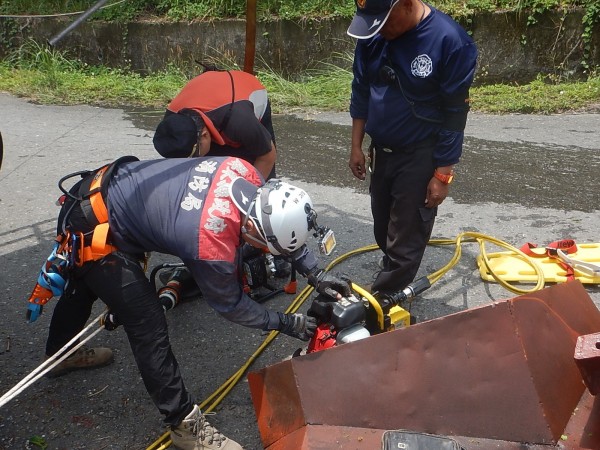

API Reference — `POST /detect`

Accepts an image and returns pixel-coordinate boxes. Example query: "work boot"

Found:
[170,405,243,450]
[45,346,114,378]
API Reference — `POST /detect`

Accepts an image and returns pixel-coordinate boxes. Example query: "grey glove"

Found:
[307,269,352,299]
[277,312,317,341]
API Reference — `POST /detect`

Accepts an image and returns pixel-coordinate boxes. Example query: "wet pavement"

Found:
[0,93,599,449]
[128,108,600,213]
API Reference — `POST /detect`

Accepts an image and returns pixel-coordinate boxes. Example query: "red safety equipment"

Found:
[520,239,578,281]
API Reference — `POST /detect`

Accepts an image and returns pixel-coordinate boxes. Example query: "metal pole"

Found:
[244,0,257,74]
[47,0,110,47]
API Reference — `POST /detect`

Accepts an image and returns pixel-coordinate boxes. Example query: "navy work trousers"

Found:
[46,252,194,426]
[369,139,437,295]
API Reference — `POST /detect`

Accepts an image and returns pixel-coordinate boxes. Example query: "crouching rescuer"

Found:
[26,155,350,450]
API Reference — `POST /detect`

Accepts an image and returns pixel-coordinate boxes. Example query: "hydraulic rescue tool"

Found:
[149,248,299,309]
[305,277,431,353]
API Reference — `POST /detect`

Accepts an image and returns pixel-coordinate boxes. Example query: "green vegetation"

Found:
[0,0,356,22]
[0,1,599,114]
[1,41,599,114]
[0,40,185,107]
[0,0,595,21]
[471,76,600,113]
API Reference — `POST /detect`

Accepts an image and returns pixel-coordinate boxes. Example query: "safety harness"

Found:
[26,156,139,322]
[70,157,137,261]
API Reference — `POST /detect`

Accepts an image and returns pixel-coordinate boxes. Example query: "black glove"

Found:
[277,312,317,341]
[307,269,351,299]
[100,311,121,331]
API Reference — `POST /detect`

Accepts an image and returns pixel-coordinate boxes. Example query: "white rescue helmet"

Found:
[229,177,315,255]
[251,179,313,255]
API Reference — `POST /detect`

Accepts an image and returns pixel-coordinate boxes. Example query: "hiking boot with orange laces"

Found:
[45,346,114,378]
[170,405,243,450]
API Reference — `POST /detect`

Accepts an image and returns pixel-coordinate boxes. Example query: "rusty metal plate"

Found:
[574,332,600,395]
[263,425,558,450]
[249,281,600,449]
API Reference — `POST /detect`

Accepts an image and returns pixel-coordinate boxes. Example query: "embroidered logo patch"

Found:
[369,18,381,30]
[410,54,433,78]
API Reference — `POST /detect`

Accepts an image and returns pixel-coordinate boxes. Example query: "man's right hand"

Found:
[277,313,317,341]
[349,118,367,180]
[349,148,366,180]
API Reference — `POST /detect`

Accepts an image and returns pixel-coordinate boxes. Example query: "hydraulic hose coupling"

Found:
[386,277,432,306]
[101,311,121,331]
[158,267,189,311]
[404,276,432,299]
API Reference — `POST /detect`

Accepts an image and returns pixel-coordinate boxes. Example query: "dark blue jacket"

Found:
[350,5,478,166]
[107,156,317,329]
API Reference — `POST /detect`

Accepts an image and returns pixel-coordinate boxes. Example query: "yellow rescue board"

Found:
[477,243,600,284]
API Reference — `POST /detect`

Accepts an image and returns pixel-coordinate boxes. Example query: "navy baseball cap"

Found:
[347,0,400,39]
[153,112,199,158]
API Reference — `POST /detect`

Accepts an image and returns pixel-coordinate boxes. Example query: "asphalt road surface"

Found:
[0,93,599,449]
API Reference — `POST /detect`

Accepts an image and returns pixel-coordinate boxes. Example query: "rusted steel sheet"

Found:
[575,332,600,395]
[248,281,600,449]
[559,389,600,449]
[261,425,558,450]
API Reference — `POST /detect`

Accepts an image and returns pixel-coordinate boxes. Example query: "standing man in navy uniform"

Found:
[346,0,478,295]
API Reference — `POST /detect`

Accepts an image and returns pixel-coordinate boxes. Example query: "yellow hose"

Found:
[146,233,545,449]
[427,232,545,294]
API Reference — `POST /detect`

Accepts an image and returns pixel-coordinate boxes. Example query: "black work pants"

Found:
[46,252,194,426]
[369,139,436,295]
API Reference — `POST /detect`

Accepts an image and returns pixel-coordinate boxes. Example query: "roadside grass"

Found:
[472,76,600,113]
[1,42,599,114]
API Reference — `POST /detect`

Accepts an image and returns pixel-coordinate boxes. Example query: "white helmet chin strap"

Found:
[242,215,268,248]
[240,188,269,248]
[258,182,289,256]
[243,230,268,248]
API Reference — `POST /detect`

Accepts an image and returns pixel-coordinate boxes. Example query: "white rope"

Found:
[0,311,106,409]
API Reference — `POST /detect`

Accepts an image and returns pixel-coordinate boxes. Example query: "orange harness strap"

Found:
[75,165,116,265]
[74,156,138,265]
[88,165,110,224]
[78,223,119,264]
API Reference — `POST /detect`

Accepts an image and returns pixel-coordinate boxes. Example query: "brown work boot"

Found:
[45,346,114,378]
[170,405,243,450]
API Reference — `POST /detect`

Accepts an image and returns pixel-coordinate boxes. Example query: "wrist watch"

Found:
[433,169,454,185]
